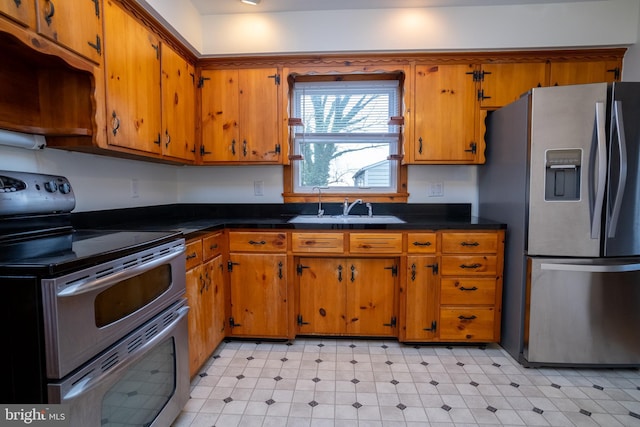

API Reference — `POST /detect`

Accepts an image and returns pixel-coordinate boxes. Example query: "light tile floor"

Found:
[172,338,640,427]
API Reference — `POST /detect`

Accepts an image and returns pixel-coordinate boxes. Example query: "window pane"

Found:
[292,78,401,192]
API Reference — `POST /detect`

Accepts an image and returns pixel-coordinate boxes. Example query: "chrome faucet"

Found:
[312,186,324,217]
[343,198,363,216]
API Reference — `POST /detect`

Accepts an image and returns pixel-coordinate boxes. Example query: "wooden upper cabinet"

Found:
[413,64,479,163]
[161,42,196,162]
[36,0,102,63]
[549,60,621,86]
[201,68,281,163]
[0,0,36,27]
[104,0,161,154]
[479,62,546,109]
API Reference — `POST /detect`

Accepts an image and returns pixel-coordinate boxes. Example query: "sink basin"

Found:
[288,215,405,224]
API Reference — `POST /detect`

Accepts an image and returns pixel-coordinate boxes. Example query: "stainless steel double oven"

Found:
[0,171,189,427]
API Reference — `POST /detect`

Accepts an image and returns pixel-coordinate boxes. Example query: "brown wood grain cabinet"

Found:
[200,68,281,164]
[227,231,289,338]
[36,0,103,64]
[160,42,197,162]
[549,60,621,87]
[104,0,162,154]
[413,64,480,164]
[185,232,227,378]
[437,231,504,342]
[478,62,547,109]
[0,0,36,27]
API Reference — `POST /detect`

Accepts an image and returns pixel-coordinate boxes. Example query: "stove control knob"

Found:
[44,181,58,193]
[59,182,71,194]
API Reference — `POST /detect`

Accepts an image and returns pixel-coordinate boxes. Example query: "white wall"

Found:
[2,1,640,213]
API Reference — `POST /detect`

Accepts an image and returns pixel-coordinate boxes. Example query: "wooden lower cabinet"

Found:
[296,257,398,336]
[228,253,289,338]
[185,232,227,378]
[403,255,439,341]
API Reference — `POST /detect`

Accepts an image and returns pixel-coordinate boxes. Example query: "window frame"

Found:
[282,66,410,204]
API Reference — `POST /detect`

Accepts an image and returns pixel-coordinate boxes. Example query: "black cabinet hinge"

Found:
[91,0,100,17]
[200,145,212,156]
[607,67,621,80]
[229,317,241,328]
[198,76,210,88]
[383,316,397,328]
[423,320,437,332]
[426,263,438,274]
[296,264,309,275]
[384,265,398,276]
[88,35,101,55]
[275,143,281,154]
[227,261,239,272]
[477,89,491,101]
[268,74,281,85]
[464,142,477,154]
[465,70,491,82]
[297,314,310,326]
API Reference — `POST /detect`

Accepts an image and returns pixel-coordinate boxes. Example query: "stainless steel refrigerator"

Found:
[479,82,640,367]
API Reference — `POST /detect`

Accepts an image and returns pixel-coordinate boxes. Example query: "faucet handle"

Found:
[366,202,373,217]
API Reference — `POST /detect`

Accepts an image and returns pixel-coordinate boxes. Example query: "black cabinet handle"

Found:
[410,263,416,281]
[458,315,477,320]
[249,240,266,245]
[459,286,478,291]
[412,241,432,247]
[459,263,481,269]
[460,241,480,247]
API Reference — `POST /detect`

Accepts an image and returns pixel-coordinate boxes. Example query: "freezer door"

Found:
[604,82,640,256]
[525,257,640,366]
[527,83,608,257]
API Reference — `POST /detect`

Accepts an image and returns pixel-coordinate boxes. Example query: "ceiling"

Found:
[190,0,596,15]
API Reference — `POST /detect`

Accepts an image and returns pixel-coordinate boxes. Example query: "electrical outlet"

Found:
[428,182,444,197]
[254,180,264,196]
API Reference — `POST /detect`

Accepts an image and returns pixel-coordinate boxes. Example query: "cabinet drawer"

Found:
[292,232,344,253]
[441,255,498,276]
[439,307,496,341]
[442,232,499,254]
[349,233,403,254]
[229,231,287,252]
[407,233,437,253]
[185,239,203,270]
[440,278,496,305]
[203,232,224,260]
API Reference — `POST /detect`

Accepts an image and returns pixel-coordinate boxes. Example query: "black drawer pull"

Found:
[209,244,218,249]
[460,263,481,269]
[186,253,197,260]
[412,241,432,247]
[459,286,478,291]
[249,240,266,245]
[461,241,480,247]
[458,315,477,320]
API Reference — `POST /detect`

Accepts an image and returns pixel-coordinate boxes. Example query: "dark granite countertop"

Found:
[71,203,505,238]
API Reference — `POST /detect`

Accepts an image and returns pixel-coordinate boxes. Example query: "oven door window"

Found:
[102,338,176,426]
[95,264,172,327]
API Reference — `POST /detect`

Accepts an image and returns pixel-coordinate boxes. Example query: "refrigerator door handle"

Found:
[541,261,640,273]
[607,100,628,238]
[591,101,607,239]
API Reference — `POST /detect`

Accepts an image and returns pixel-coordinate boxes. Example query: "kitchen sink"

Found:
[288,215,405,224]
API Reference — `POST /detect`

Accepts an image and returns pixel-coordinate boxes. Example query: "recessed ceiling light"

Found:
[241,0,261,5]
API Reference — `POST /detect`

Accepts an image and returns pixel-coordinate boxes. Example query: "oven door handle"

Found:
[57,246,184,297]
[61,305,189,400]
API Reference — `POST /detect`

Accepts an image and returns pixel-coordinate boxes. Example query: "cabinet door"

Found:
[161,42,196,162]
[204,254,226,356]
[0,0,36,27]
[201,69,239,162]
[297,257,347,334]
[480,62,546,109]
[185,264,205,377]
[36,0,102,63]
[228,253,288,337]
[404,255,439,341]
[346,258,397,336]
[549,61,621,86]
[414,64,478,162]
[238,68,280,162]
[104,0,161,153]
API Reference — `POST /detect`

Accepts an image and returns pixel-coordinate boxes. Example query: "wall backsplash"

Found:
[0,146,478,215]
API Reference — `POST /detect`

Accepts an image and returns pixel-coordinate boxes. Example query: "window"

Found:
[288,74,405,198]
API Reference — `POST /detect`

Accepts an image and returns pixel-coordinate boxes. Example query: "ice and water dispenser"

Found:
[544,149,581,201]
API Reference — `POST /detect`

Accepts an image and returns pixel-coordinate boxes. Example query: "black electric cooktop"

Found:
[0,228,183,276]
